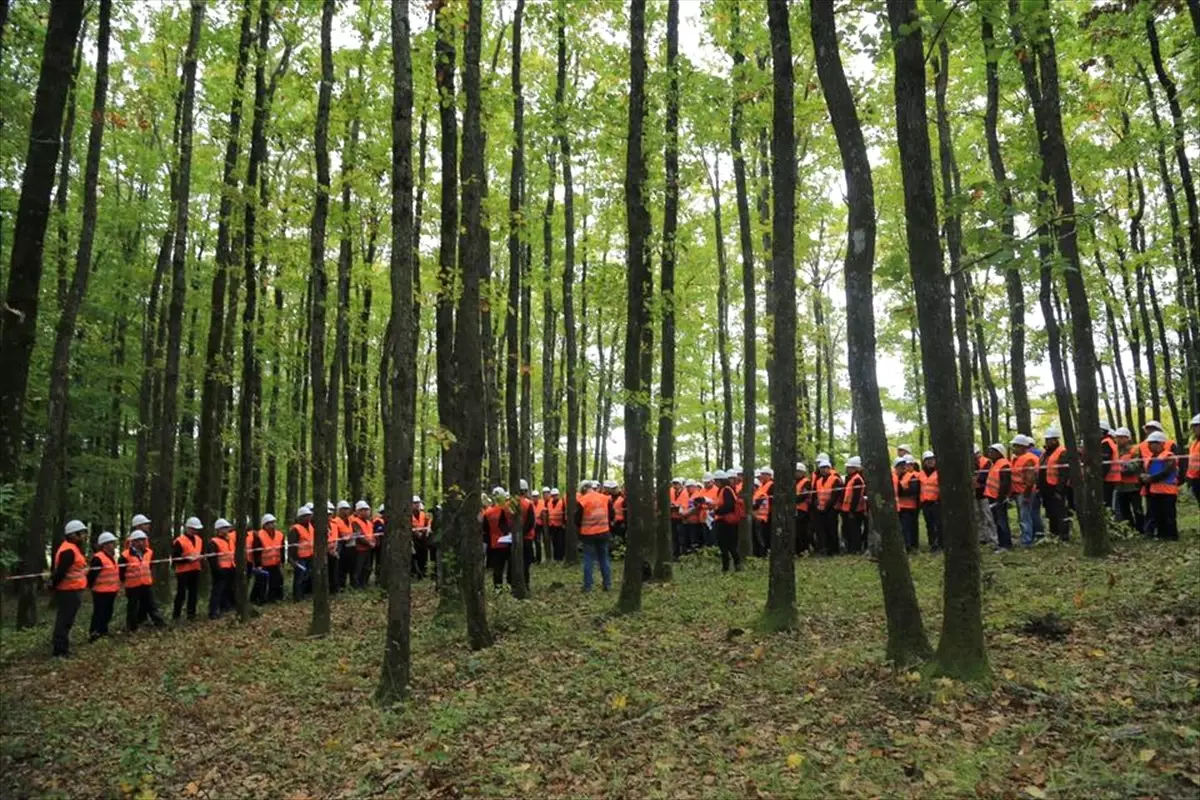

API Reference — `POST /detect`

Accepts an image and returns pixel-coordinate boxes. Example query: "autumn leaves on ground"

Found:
[3,525,1200,800]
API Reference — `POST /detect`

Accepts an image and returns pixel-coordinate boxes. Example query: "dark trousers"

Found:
[532,528,544,564]
[89,591,116,640]
[292,558,312,601]
[898,509,919,552]
[173,570,199,620]
[328,554,341,593]
[842,512,865,553]
[52,589,82,656]
[488,546,510,587]
[1114,491,1145,532]
[814,509,840,555]
[209,568,230,617]
[703,521,717,548]
[1103,483,1116,511]
[1042,489,1069,541]
[126,586,165,631]
[613,521,627,544]
[550,527,564,561]
[716,522,741,571]
[992,499,1012,549]
[521,541,534,590]
[353,549,373,589]
[266,565,284,601]
[795,512,811,554]
[1147,493,1178,540]
[413,537,429,579]
[921,503,942,552]
[753,520,770,557]
[339,549,355,590]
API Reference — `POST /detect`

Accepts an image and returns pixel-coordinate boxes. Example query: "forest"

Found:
[1,0,1198,797]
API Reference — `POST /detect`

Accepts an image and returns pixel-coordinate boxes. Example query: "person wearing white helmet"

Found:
[711,470,743,572]
[917,451,941,553]
[288,506,315,602]
[170,517,205,622]
[1040,427,1070,542]
[751,467,775,558]
[544,488,566,562]
[1099,424,1123,512]
[605,481,627,548]
[131,513,151,534]
[794,462,813,555]
[120,529,165,632]
[1188,414,1200,504]
[984,443,1014,552]
[49,520,90,656]
[412,495,433,580]
[1108,428,1146,533]
[87,532,121,641]
[1009,435,1043,547]
[1141,430,1180,540]
[329,500,354,593]
[251,513,285,604]
[512,481,537,592]
[813,458,844,556]
[483,487,513,589]
[896,443,913,461]
[668,477,688,559]
[533,487,551,566]
[840,457,867,553]
[348,501,378,590]
[892,456,919,553]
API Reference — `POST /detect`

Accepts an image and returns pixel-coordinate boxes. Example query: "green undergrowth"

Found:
[2,508,1198,799]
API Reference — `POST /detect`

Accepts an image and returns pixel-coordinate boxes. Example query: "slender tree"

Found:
[506,0,528,598]
[558,0,580,565]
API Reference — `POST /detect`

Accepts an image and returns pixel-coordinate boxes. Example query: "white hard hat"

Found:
[297,506,312,518]
[412,495,422,503]
[904,454,918,464]
[261,513,277,526]
[64,519,87,536]
[1146,430,1168,443]
[604,480,618,489]
[185,516,202,530]
[845,456,862,469]
[97,532,118,546]
[377,504,385,514]
[1100,421,1112,432]
[337,500,351,511]
[702,472,714,482]
[355,500,370,512]
[817,452,831,463]
[761,467,774,477]
[327,501,336,512]
[129,530,148,541]
[922,450,935,460]
[1044,427,1061,439]
[214,518,231,530]
[894,457,907,467]
[988,442,1006,454]
[1010,435,1026,446]
[550,488,560,496]
[541,486,550,493]
[816,458,831,468]
[131,513,150,527]
[731,467,743,476]
[795,462,808,472]
[1114,427,1131,437]
[897,444,912,453]
[519,479,529,491]
[671,476,683,484]
[492,486,508,498]
[712,470,728,480]
[1144,420,1163,431]
[1190,413,1200,425]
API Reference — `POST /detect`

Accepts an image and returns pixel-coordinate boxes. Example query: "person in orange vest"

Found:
[533,487,550,565]
[121,529,165,632]
[1188,414,1200,504]
[574,480,614,591]
[50,519,90,656]
[483,487,513,589]
[545,488,566,561]
[682,479,704,553]
[516,481,537,589]
[252,514,285,603]
[813,456,844,556]
[1141,430,1179,540]
[972,445,998,546]
[752,467,774,557]
[88,531,121,641]
[171,517,205,622]
[794,462,812,555]
[1100,423,1122,512]
[918,451,941,552]
[711,471,742,571]
[412,496,432,579]
[288,505,314,601]
[985,443,1013,551]
[700,473,719,548]
[350,501,377,589]
[893,457,920,552]
[208,518,236,616]
[1039,427,1070,542]
[1110,428,1145,532]
[840,457,867,553]
[1009,435,1043,547]
[331,500,354,592]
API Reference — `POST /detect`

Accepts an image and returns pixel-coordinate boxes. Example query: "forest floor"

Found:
[2,507,1199,799]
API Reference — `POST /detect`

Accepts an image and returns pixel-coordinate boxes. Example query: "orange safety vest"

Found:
[753,479,773,523]
[173,533,203,574]
[123,547,153,589]
[815,473,841,512]
[54,541,88,591]
[533,499,546,527]
[519,496,537,541]
[1147,451,1179,495]
[683,488,705,524]
[412,511,431,536]
[351,516,376,551]
[258,528,284,566]
[701,485,719,522]
[840,472,866,513]
[1011,452,1039,495]
[1101,437,1121,483]
[1119,446,1141,485]
[292,522,314,558]
[795,477,811,513]
[329,516,351,554]
[716,485,740,524]
[613,495,626,524]
[669,487,687,520]
[211,534,235,568]
[578,492,610,536]
[1043,447,1065,487]
[483,505,509,548]
[546,497,565,527]
[1187,440,1200,480]
[918,470,939,504]
[894,472,918,511]
[985,457,1011,500]
[92,551,120,593]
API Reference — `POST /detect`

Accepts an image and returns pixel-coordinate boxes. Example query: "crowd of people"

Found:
[40,415,1200,657]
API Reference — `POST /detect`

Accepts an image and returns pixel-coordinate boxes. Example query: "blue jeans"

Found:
[1017,493,1044,547]
[992,500,1012,549]
[581,535,612,592]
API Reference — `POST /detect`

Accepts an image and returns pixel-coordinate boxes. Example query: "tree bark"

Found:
[52,24,85,314]
[505,0,527,599]
[887,0,986,680]
[810,0,931,666]
[558,0,580,566]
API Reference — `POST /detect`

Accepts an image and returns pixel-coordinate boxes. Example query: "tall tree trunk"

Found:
[1092,238,1133,431]
[307,0,335,637]
[195,0,252,529]
[887,0,987,679]
[763,0,798,632]
[1012,0,1107,556]
[557,0,580,566]
[966,272,1000,443]
[541,149,558,489]
[1127,162,1161,423]
[706,154,735,479]
[53,24,85,314]
[810,0,931,666]
[618,0,652,615]
[0,0,86,514]
[653,0,679,582]
[505,0,527,599]
[150,0,203,604]
[377,0,416,703]
[730,0,756,560]
[19,0,108,629]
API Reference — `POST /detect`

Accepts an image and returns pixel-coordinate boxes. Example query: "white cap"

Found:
[261,513,277,526]
[355,500,370,512]
[816,457,831,468]
[131,513,150,527]
[519,479,529,491]
[817,452,831,463]
[988,442,1006,454]
[541,486,550,494]
[129,530,148,541]
[1146,430,1168,443]
[492,486,508,498]
[602,480,617,489]
[412,495,422,503]
[65,519,87,536]
[1010,435,1027,446]
[97,532,118,546]
[550,488,560,496]
[1144,420,1163,431]
[922,450,935,460]
[904,454,917,464]
[1100,421,1112,432]
[702,472,713,482]
[1114,427,1131,437]
[897,444,912,453]
[185,516,202,530]
[761,467,774,477]
[795,462,808,473]
[337,500,351,511]
[713,470,728,480]
[327,501,336,512]
[1045,427,1061,439]
[894,457,907,467]
[297,506,312,518]
[845,456,862,468]
[731,467,743,476]
[671,477,683,484]
[214,518,232,530]
[1190,413,1200,425]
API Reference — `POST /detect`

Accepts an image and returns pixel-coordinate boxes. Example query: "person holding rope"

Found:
[172,517,204,622]
[121,530,165,632]
[208,518,236,617]
[50,520,90,657]
[88,531,121,641]
[290,506,314,601]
